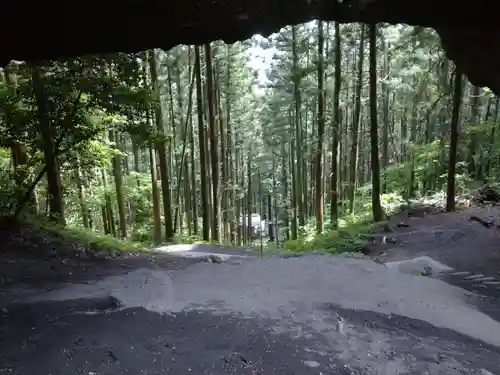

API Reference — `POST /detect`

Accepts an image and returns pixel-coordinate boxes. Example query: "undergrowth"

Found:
[27,218,146,255]
[11,179,479,258]
[266,191,403,256]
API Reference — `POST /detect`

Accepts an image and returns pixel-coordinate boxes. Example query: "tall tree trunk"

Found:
[189,114,198,235]
[173,63,195,232]
[149,139,163,244]
[110,130,127,238]
[330,22,342,227]
[292,26,305,229]
[75,159,90,228]
[485,96,500,178]
[381,34,390,193]
[226,45,236,243]
[204,43,221,242]
[348,25,365,214]
[149,49,174,241]
[31,65,65,225]
[368,23,384,222]
[101,168,116,237]
[467,85,481,177]
[446,70,463,212]
[314,20,325,234]
[194,46,210,241]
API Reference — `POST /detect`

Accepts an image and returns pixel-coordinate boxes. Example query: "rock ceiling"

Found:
[1,0,497,93]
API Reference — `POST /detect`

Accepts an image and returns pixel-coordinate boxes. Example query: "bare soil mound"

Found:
[0,219,199,288]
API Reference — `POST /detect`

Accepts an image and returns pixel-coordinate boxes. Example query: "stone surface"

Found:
[385,256,453,275]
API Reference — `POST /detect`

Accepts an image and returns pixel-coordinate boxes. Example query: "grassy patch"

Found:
[272,192,405,256]
[29,218,146,255]
[279,220,386,255]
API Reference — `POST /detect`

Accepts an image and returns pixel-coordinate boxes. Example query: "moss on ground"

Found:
[29,219,145,255]
[265,191,404,257]
[268,220,386,256]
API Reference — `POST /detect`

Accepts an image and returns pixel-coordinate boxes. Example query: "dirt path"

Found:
[373,207,500,282]
[371,205,500,321]
[2,215,500,374]
[374,206,500,266]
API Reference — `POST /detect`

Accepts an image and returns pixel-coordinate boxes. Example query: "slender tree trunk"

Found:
[330,22,342,227]
[292,26,305,229]
[446,70,463,212]
[194,46,210,241]
[110,130,127,238]
[149,50,174,241]
[314,20,325,234]
[31,65,65,225]
[369,23,384,222]
[205,43,221,242]
[348,25,365,214]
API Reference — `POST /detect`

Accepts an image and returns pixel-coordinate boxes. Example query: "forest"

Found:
[0,22,496,254]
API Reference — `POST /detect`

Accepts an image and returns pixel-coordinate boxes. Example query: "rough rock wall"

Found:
[437,27,500,93]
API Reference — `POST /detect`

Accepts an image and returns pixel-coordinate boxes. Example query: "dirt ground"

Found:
[2,207,500,375]
[372,205,500,300]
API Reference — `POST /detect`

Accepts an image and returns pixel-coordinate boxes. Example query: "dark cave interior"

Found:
[1,0,498,93]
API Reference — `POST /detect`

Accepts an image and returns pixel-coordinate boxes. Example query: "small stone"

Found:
[335,314,345,335]
[465,274,485,280]
[208,254,224,264]
[386,236,397,244]
[110,296,122,309]
[1,308,8,314]
[483,281,500,285]
[449,271,470,276]
[421,352,439,363]
[303,360,320,368]
[475,277,495,282]
[359,247,371,255]
[438,353,450,362]
[423,266,433,276]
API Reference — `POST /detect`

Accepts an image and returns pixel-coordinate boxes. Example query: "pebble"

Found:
[449,271,470,276]
[483,281,500,285]
[474,277,495,282]
[465,274,485,280]
[423,266,433,276]
[303,360,320,368]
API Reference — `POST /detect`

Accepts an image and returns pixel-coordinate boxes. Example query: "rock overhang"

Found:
[1,0,498,93]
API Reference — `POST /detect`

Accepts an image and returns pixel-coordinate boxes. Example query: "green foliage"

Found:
[283,220,383,254]
[0,23,497,258]
[278,192,403,254]
[0,147,24,215]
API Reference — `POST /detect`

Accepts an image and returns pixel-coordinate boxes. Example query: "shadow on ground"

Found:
[2,299,499,375]
[1,302,333,375]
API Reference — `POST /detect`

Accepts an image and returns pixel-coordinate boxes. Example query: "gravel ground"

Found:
[2,254,500,374]
[2,213,500,375]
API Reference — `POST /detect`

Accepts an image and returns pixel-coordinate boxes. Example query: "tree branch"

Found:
[13,88,83,219]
